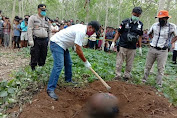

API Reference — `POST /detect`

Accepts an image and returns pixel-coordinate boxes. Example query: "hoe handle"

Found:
[89,67,111,91]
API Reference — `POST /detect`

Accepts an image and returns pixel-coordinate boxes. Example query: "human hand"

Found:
[84,60,91,68]
[110,42,115,50]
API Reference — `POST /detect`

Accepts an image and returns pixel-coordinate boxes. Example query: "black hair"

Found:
[0,10,2,14]
[15,16,19,20]
[132,7,142,14]
[88,21,100,32]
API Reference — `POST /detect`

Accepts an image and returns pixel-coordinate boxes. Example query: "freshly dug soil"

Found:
[9,81,177,118]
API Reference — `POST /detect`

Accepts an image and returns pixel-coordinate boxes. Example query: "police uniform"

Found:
[116,18,143,79]
[28,11,51,70]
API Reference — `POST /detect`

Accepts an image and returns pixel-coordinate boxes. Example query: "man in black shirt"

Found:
[110,7,143,80]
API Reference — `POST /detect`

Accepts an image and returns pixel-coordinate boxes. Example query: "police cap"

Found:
[38,4,47,11]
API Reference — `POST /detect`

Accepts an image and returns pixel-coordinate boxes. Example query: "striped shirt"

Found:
[148,22,177,48]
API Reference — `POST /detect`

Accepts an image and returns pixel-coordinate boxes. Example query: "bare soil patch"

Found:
[0,47,29,81]
[8,81,177,118]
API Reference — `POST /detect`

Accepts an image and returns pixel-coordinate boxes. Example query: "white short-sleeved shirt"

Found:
[50,24,87,50]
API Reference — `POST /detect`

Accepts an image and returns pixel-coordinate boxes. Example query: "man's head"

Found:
[38,4,47,17]
[87,21,100,36]
[80,21,84,25]
[156,10,171,27]
[67,21,71,26]
[131,7,142,22]
[76,20,79,24]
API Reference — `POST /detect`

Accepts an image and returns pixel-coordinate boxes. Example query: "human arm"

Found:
[110,32,121,50]
[75,44,91,68]
[75,44,87,62]
[27,16,34,46]
[48,22,52,40]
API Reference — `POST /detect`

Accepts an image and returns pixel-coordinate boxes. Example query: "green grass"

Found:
[0,47,177,117]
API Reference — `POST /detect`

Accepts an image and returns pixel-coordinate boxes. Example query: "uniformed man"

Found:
[47,21,100,100]
[110,7,143,81]
[28,4,51,70]
[142,10,176,87]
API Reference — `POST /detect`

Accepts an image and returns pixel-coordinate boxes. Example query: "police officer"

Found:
[110,7,143,81]
[28,4,51,70]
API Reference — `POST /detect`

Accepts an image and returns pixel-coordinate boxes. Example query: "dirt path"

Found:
[8,81,177,118]
[0,47,29,81]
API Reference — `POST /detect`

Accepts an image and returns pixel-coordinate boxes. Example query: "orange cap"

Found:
[155,10,171,18]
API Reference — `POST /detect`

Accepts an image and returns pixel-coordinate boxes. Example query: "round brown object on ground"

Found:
[86,93,119,118]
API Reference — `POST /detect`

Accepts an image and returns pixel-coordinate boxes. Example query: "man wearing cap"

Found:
[47,21,100,100]
[28,4,51,70]
[142,10,176,87]
[110,7,143,81]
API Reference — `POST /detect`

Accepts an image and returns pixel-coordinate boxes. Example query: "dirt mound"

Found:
[9,81,177,118]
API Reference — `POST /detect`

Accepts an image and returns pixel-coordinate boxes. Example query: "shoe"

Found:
[47,91,58,101]
[65,80,78,84]
[113,76,121,80]
[31,66,35,71]
[123,77,129,81]
[158,84,162,88]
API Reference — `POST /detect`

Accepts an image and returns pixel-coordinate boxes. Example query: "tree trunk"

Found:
[158,0,166,12]
[10,0,17,47]
[102,0,109,51]
[166,0,173,11]
[117,0,122,26]
[85,0,90,23]
[19,0,22,17]
[22,0,24,18]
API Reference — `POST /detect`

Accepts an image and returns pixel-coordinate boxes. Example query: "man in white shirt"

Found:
[47,21,100,100]
[142,10,176,87]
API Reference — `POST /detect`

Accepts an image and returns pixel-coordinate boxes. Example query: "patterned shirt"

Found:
[3,23,11,35]
[148,22,177,48]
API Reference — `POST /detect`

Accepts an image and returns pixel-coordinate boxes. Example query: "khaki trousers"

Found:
[116,47,136,78]
[143,47,168,85]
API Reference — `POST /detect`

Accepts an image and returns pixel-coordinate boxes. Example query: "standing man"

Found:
[47,21,100,100]
[110,7,143,80]
[28,4,51,70]
[142,10,176,87]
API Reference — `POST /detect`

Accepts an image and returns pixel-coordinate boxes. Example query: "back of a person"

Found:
[51,24,87,49]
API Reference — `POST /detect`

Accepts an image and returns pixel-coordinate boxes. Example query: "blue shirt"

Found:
[13,24,21,36]
[21,20,28,32]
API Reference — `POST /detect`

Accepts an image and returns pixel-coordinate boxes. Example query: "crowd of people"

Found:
[0,9,151,51]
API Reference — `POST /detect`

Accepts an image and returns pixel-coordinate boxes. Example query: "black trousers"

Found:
[13,36,20,48]
[89,40,97,49]
[172,50,177,64]
[30,38,48,69]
